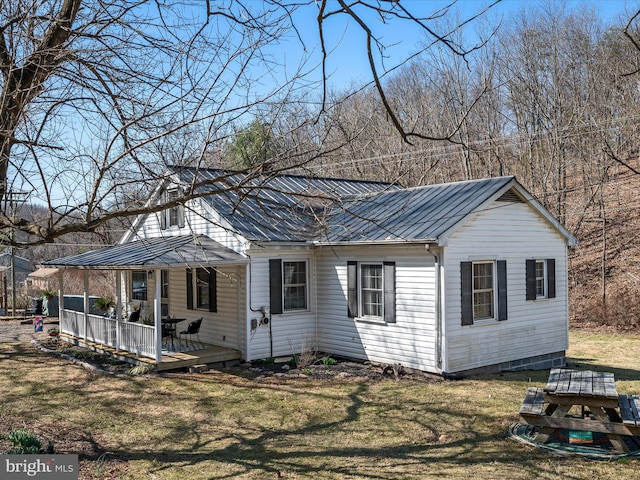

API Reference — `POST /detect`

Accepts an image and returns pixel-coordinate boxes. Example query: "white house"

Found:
[44,167,576,376]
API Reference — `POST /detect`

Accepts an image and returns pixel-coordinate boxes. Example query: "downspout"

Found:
[564,248,570,358]
[425,244,444,373]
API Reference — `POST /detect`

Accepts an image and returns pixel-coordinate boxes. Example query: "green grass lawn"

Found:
[1,330,640,479]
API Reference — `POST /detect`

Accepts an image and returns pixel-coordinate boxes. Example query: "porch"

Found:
[60,309,241,371]
[43,235,249,371]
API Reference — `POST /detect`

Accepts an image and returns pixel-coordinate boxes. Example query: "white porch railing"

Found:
[60,308,157,360]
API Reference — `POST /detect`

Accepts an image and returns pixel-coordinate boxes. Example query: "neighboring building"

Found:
[44,168,576,375]
[0,250,34,286]
[28,268,59,291]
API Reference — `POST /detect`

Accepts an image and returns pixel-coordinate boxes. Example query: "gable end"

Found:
[496,189,524,203]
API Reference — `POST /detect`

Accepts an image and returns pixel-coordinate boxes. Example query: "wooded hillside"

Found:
[9,2,640,326]
[275,2,640,328]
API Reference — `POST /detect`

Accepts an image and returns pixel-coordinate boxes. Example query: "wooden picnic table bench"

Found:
[619,394,640,428]
[519,387,546,418]
[518,368,640,453]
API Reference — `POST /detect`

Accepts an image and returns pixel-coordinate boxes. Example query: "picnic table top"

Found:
[544,368,618,399]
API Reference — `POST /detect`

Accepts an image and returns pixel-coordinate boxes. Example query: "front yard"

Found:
[1,328,640,479]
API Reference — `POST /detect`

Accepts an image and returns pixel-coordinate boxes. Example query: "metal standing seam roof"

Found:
[174,167,396,242]
[42,235,247,269]
[169,169,521,244]
[42,172,573,269]
[323,176,516,243]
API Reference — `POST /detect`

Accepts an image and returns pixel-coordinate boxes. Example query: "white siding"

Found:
[246,248,317,360]
[122,195,250,357]
[443,201,569,373]
[165,265,246,352]
[316,245,438,372]
[134,197,248,254]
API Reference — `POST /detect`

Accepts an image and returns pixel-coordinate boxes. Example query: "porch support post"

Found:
[83,270,89,341]
[154,269,162,363]
[245,263,251,362]
[115,270,122,352]
[57,269,64,330]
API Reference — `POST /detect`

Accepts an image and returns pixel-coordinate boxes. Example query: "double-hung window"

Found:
[360,263,383,317]
[186,267,217,312]
[347,261,396,323]
[473,262,494,320]
[131,270,147,301]
[161,269,169,317]
[196,268,211,309]
[269,259,308,313]
[526,259,556,300]
[283,261,307,311]
[535,260,546,298]
[461,260,507,325]
[161,189,184,229]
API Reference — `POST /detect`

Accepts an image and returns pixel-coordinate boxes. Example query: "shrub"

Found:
[319,356,337,365]
[1,429,54,454]
[128,364,152,376]
[93,296,115,313]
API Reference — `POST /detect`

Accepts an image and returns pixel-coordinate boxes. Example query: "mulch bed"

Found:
[35,337,135,375]
[233,357,444,383]
[1,317,441,382]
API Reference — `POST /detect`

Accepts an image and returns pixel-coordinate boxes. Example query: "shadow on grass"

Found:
[2,341,639,479]
[96,411,595,480]
[489,360,640,388]
[69,380,597,480]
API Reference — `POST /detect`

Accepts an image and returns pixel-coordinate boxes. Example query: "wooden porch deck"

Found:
[61,334,242,372]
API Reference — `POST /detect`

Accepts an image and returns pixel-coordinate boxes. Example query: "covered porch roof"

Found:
[42,235,248,270]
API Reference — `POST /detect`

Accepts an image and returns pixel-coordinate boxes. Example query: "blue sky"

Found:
[284,0,640,90]
[27,0,640,206]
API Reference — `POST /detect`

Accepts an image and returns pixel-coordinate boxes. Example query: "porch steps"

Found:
[153,346,242,372]
[62,335,241,372]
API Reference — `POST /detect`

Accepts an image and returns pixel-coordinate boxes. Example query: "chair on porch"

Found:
[161,323,176,350]
[179,318,202,348]
[128,309,141,323]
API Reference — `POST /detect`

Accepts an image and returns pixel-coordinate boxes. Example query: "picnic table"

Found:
[519,368,640,453]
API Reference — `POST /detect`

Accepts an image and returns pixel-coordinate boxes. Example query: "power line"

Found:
[304,113,640,171]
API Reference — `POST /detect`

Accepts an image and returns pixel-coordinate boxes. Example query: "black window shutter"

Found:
[178,204,185,228]
[383,262,396,323]
[347,261,358,318]
[160,209,167,230]
[461,261,473,326]
[208,269,217,312]
[547,259,556,299]
[525,259,536,301]
[186,268,193,310]
[497,260,508,321]
[269,259,283,315]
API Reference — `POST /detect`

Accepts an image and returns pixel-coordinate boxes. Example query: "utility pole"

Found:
[3,190,27,317]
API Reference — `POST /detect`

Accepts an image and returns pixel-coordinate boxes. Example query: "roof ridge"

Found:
[168,165,396,187]
[391,175,515,193]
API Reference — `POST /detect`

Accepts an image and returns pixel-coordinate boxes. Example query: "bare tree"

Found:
[0,0,498,247]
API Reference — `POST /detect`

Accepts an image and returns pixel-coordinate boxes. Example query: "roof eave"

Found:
[312,238,438,247]
[42,258,250,270]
